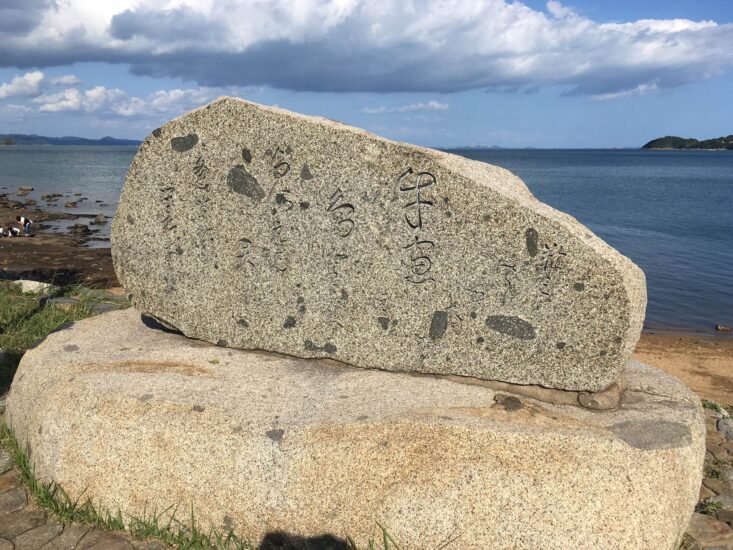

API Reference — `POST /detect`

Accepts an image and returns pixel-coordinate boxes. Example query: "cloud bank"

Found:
[0,70,217,119]
[1,0,732,97]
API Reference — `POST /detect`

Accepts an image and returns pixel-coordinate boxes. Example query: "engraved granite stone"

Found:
[112,97,646,391]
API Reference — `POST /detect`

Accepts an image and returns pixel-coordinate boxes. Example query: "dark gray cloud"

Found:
[109,6,227,43]
[0,0,55,35]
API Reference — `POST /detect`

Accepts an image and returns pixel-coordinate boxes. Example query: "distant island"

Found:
[642,135,733,150]
[0,133,141,146]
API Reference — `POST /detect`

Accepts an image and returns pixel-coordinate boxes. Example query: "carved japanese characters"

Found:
[112,97,646,391]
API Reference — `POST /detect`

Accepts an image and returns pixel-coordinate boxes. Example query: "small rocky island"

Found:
[642,135,733,150]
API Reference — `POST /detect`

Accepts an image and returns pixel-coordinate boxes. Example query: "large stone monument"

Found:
[111,97,646,392]
[6,98,704,549]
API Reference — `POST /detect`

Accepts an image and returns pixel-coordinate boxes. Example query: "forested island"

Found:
[0,133,141,146]
[642,135,733,150]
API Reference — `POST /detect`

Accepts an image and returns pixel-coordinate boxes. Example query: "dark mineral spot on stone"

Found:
[556,342,566,350]
[304,339,337,354]
[242,147,252,163]
[126,214,134,225]
[275,193,287,204]
[297,296,305,304]
[152,128,162,138]
[340,289,348,300]
[283,316,297,329]
[573,282,585,291]
[216,339,229,347]
[610,420,691,450]
[470,312,477,319]
[170,133,198,152]
[140,394,153,402]
[476,337,485,344]
[63,344,79,352]
[356,415,369,421]
[227,164,264,201]
[299,201,310,210]
[429,311,449,340]
[298,305,306,314]
[266,428,284,443]
[482,213,491,222]
[613,336,623,344]
[377,317,390,330]
[600,350,607,356]
[237,319,249,327]
[192,405,205,413]
[494,394,523,412]
[300,164,313,180]
[525,228,539,257]
[486,315,536,340]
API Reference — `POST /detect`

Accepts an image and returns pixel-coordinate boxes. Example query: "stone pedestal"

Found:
[7,310,704,549]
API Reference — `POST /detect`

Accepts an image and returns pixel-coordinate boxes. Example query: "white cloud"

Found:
[2,1,732,96]
[31,84,214,118]
[364,100,449,114]
[0,104,33,120]
[34,88,81,112]
[50,74,81,85]
[546,1,576,19]
[592,82,659,101]
[33,86,125,112]
[82,86,125,111]
[0,71,44,100]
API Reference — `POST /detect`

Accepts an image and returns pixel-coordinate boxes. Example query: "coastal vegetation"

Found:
[0,281,127,392]
[642,135,733,150]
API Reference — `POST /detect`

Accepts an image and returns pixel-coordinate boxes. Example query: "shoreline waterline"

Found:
[1,145,730,335]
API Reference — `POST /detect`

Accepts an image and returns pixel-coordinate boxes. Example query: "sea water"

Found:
[0,145,730,333]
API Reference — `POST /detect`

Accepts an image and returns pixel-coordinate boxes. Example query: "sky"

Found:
[1,0,732,148]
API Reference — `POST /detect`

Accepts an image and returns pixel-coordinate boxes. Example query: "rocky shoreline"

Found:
[0,192,117,286]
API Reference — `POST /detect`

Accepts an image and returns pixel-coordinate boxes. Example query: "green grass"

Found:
[702,399,728,416]
[696,499,724,519]
[0,281,129,392]
[0,424,458,550]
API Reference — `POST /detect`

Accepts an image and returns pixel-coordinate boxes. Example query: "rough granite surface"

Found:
[7,310,703,549]
[111,96,646,391]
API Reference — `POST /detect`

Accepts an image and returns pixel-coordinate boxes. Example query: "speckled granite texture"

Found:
[6,310,703,549]
[112,97,646,391]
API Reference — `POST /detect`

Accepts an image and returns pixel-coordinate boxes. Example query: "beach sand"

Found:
[634,331,733,406]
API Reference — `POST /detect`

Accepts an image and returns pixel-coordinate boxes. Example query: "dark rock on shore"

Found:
[0,195,117,286]
[68,224,91,236]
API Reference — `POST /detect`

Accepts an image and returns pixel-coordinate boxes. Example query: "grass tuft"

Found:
[702,399,728,417]
[0,281,130,392]
[696,499,724,519]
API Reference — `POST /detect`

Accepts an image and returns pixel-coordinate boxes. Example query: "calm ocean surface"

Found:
[1,145,731,334]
